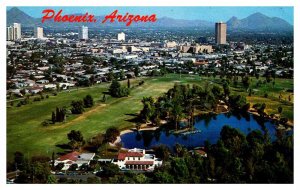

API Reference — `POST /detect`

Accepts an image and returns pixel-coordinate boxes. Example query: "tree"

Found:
[102,94,107,102]
[153,145,170,161]
[14,151,26,170]
[153,170,175,183]
[107,71,115,81]
[55,107,66,122]
[127,78,131,88]
[51,112,56,124]
[68,130,84,142]
[86,177,101,184]
[109,80,129,98]
[32,161,52,183]
[223,82,231,98]
[83,94,94,108]
[99,163,120,177]
[67,130,85,150]
[170,103,184,131]
[89,133,105,149]
[140,97,155,122]
[242,75,250,90]
[71,100,84,114]
[134,173,149,183]
[220,125,246,156]
[278,106,283,114]
[228,95,248,111]
[104,127,120,143]
[119,69,125,80]
[47,175,57,184]
[134,66,140,77]
[83,56,94,65]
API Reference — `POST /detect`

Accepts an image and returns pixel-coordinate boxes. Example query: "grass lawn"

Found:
[6,74,293,161]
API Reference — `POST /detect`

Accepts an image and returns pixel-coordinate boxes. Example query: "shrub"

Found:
[33,97,41,102]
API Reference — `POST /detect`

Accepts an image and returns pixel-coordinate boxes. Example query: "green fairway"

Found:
[7,74,293,161]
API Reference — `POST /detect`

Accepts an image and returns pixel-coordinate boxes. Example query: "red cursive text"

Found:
[102,10,157,26]
[42,9,96,23]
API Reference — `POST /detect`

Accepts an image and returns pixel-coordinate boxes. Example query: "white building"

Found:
[113,148,162,171]
[34,27,43,39]
[78,26,88,40]
[117,32,125,41]
[54,152,95,171]
[6,26,14,41]
[6,23,21,41]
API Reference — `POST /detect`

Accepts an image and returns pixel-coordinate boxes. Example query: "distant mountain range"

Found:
[7,7,293,32]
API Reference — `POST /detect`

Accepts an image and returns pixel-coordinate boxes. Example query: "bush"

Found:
[253,103,262,109]
[139,81,145,86]
[280,118,288,124]
[83,95,94,108]
[42,120,50,127]
[71,100,84,114]
[104,127,120,143]
[33,97,41,101]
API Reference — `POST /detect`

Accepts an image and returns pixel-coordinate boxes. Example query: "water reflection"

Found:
[121,112,285,150]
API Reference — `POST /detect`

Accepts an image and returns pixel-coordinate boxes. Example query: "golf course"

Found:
[7,74,293,161]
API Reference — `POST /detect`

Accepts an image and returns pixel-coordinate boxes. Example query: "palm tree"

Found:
[171,103,184,131]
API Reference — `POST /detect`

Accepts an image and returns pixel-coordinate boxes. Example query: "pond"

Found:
[120,112,283,150]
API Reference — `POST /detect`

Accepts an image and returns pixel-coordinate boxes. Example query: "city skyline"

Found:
[7,6,294,24]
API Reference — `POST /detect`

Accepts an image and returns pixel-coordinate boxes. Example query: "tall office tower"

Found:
[13,23,21,40]
[78,26,88,40]
[117,32,125,41]
[6,26,14,41]
[34,27,44,39]
[215,22,227,45]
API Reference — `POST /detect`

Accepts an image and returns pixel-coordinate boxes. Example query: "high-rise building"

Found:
[215,22,227,45]
[13,23,21,40]
[117,32,125,41]
[7,23,21,41]
[6,26,14,41]
[34,27,44,39]
[78,26,88,40]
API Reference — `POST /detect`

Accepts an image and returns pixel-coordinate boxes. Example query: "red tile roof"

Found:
[117,152,144,160]
[195,149,207,155]
[126,152,143,157]
[125,161,154,165]
[117,153,126,160]
[58,152,80,161]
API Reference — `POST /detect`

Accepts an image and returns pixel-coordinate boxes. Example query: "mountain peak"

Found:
[227,12,292,32]
[7,7,35,26]
[247,12,269,19]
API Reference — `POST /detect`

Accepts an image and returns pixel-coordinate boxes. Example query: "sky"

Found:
[7,6,294,24]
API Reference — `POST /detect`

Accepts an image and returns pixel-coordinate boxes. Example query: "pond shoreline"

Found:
[111,110,293,149]
[110,125,160,147]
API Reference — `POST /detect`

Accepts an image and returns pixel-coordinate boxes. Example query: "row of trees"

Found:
[66,127,121,151]
[48,95,94,125]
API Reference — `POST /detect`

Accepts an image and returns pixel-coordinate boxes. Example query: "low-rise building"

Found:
[54,152,95,171]
[113,148,162,171]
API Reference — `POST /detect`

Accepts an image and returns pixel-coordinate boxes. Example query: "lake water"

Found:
[120,112,280,150]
